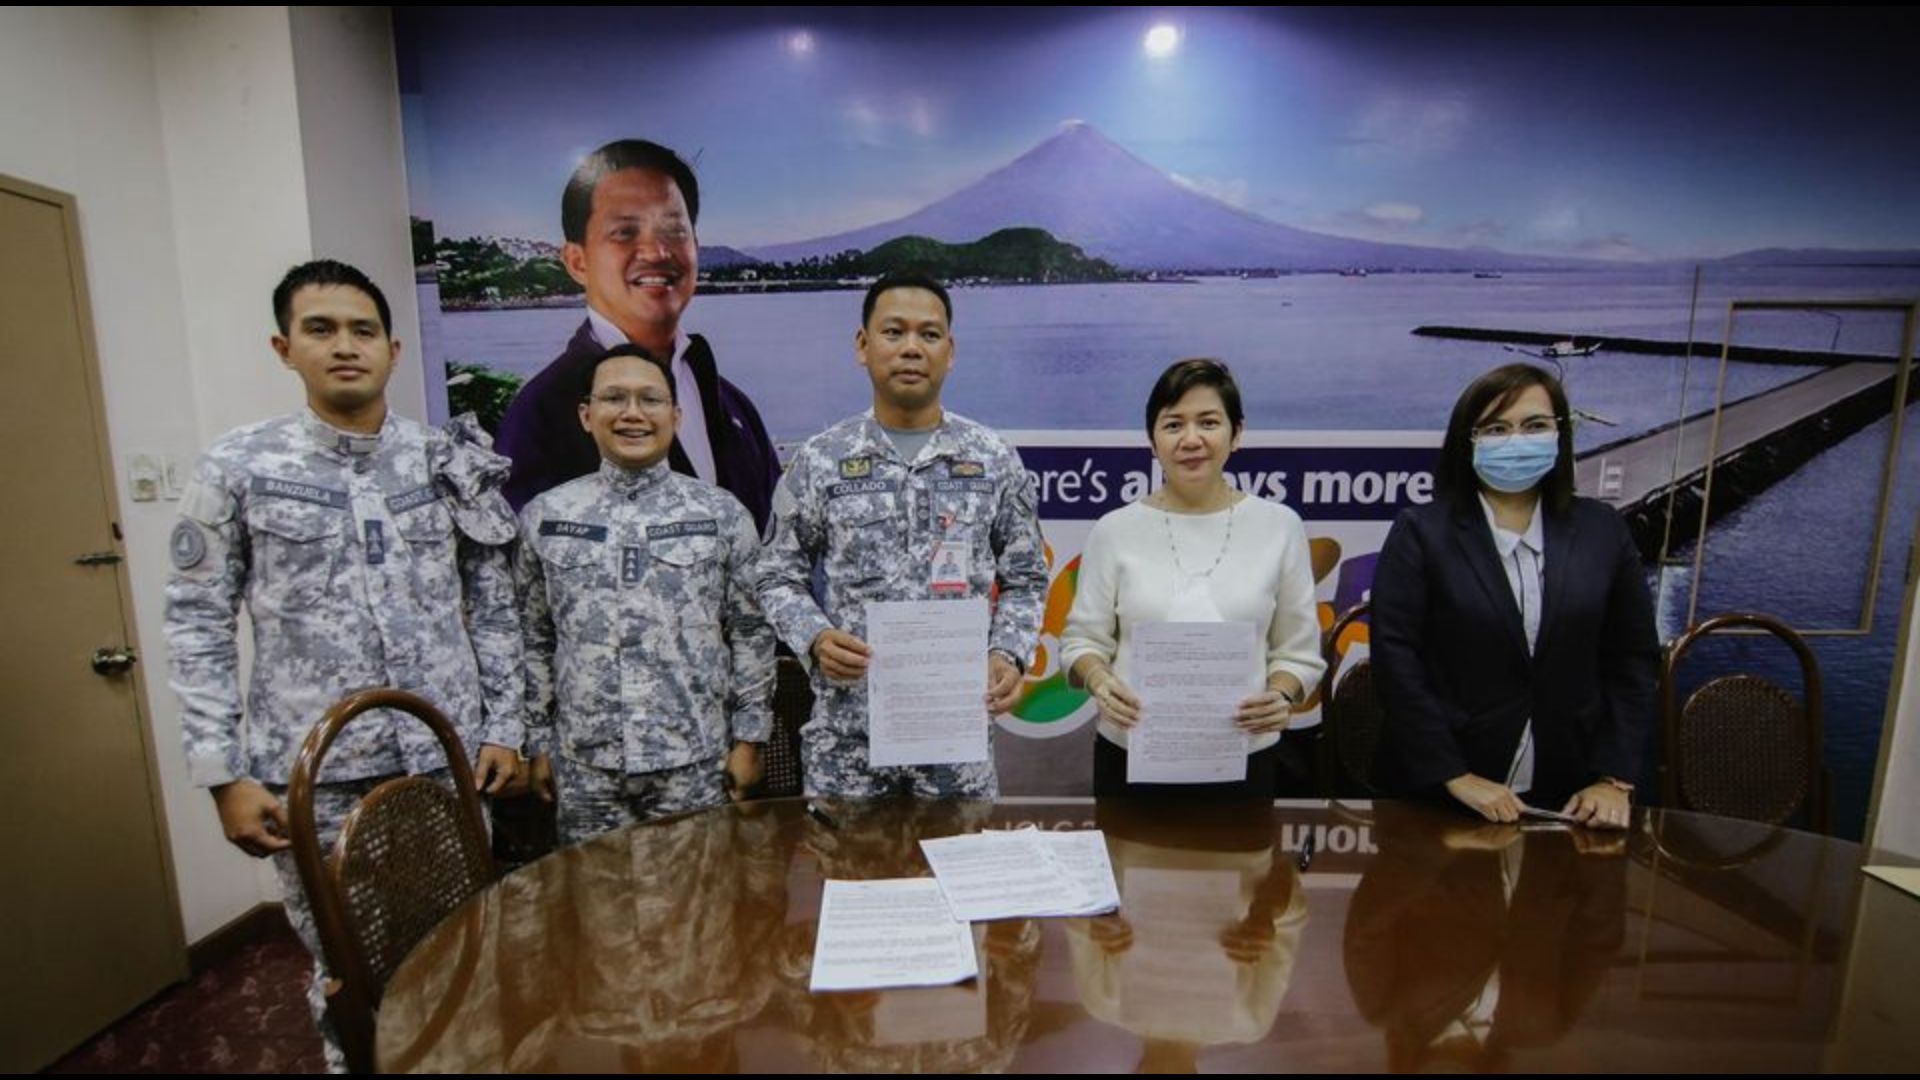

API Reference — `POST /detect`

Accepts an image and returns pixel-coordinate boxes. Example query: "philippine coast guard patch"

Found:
[170,521,207,570]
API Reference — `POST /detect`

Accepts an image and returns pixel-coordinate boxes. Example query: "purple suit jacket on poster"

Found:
[495,320,781,531]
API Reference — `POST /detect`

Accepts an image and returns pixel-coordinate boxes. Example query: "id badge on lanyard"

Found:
[930,527,971,597]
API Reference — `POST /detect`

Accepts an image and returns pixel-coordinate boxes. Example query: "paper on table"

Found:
[920,829,1097,920]
[1863,866,1920,900]
[918,829,1120,919]
[809,878,978,992]
[871,925,991,1045]
[1128,621,1261,784]
[868,598,990,767]
[1038,830,1121,915]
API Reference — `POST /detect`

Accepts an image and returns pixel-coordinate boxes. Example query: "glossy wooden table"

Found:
[377,798,1920,1073]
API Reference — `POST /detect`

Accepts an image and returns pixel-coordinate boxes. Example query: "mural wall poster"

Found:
[396,8,1920,827]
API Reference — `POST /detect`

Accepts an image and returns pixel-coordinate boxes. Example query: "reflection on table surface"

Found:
[377,797,1918,1073]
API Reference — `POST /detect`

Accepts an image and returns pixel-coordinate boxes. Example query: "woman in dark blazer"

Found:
[1371,363,1659,828]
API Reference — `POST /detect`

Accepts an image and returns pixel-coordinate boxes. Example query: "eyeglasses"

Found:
[1471,415,1562,443]
[586,390,674,412]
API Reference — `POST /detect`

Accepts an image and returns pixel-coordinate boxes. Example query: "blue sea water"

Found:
[429,266,1917,446]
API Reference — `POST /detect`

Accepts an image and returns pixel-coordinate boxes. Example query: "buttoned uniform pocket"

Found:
[393,502,458,599]
[536,535,617,641]
[826,501,899,584]
[647,534,726,609]
[245,499,345,612]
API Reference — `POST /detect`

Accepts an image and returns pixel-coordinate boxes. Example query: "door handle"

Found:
[91,647,138,675]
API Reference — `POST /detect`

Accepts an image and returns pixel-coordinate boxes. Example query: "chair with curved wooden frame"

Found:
[1661,612,1829,833]
[288,688,498,1073]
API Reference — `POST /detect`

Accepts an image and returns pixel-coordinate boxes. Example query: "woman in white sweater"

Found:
[1061,359,1326,797]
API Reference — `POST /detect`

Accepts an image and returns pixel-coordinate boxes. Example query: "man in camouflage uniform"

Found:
[757,273,1047,798]
[164,260,523,1071]
[518,345,772,844]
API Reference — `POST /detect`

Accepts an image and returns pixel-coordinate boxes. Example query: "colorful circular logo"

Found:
[996,547,1100,738]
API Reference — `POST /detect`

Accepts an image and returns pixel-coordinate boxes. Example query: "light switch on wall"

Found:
[128,454,162,502]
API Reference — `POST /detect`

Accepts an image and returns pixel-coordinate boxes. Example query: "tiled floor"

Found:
[47,920,324,1074]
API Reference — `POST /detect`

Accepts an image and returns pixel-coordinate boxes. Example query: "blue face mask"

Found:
[1473,432,1559,493]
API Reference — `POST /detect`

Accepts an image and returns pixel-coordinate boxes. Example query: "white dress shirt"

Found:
[1478,493,1543,795]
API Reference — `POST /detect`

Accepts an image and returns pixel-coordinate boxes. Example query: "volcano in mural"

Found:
[746,122,1585,273]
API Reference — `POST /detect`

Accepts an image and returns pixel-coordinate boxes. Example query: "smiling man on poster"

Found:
[495,139,780,529]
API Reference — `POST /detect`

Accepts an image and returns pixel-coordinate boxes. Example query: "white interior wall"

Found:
[0,5,428,944]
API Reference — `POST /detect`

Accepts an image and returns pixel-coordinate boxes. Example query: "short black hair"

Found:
[1436,362,1575,512]
[580,343,676,405]
[861,271,953,328]
[562,139,700,244]
[272,259,392,336]
[1145,358,1244,438]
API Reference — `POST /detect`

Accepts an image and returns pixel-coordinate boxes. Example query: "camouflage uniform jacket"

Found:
[756,409,1047,735]
[165,410,525,787]
[518,459,773,772]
